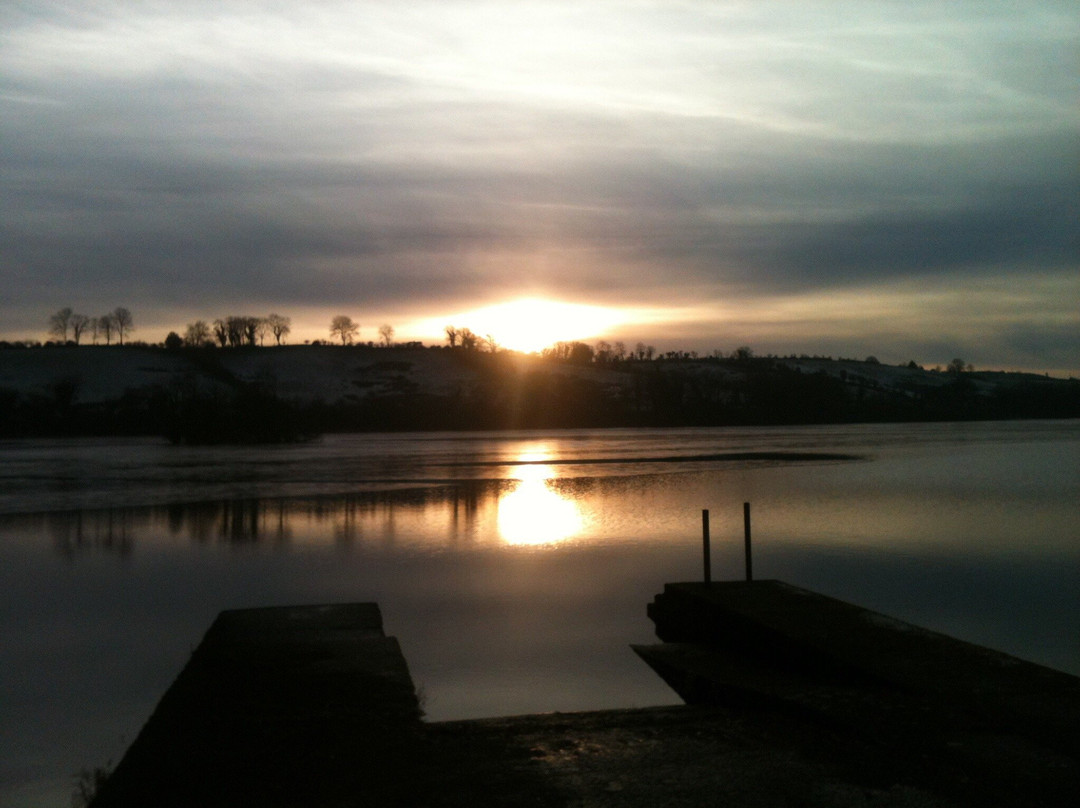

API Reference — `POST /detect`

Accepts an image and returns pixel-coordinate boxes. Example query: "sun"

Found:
[447,298,625,353]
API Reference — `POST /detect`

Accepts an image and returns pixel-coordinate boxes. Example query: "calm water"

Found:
[2,421,1078,806]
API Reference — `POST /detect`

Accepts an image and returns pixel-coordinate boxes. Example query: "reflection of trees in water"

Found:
[39,482,513,555]
[39,499,292,556]
[450,483,483,544]
[169,500,292,545]
[320,483,508,546]
[48,509,136,557]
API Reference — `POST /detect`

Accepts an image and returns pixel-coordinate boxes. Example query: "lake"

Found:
[2,421,1078,806]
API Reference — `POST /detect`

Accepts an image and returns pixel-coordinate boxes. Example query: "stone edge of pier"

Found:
[89,584,1080,807]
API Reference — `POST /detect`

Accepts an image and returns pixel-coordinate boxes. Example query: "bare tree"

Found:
[223,316,254,347]
[569,341,595,364]
[378,323,395,347]
[70,314,91,344]
[330,315,359,345]
[484,333,498,354]
[48,308,73,341]
[634,341,647,360]
[458,327,478,351]
[254,318,270,346]
[444,325,459,348]
[544,340,595,363]
[613,341,626,361]
[112,307,133,345]
[266,313,291,345]
[242,317,259,346]
[595,340,612,364]
[224,317,241,347]
[947,357,972,374]
[542,341,571,361]
[184,320,212,347]
[98,314,116,345]
[212,319,228,347]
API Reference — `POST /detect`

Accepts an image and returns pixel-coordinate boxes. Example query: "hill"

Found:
[0,345,1076,440]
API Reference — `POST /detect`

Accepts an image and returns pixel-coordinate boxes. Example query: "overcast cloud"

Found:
[1,1,1077,372]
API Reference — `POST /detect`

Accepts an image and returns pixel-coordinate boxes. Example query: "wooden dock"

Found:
[90,585,1080,807]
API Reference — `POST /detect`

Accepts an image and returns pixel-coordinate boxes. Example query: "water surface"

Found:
[1,421,1077,806]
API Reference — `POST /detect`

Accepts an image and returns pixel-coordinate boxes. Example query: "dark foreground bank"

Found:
[88,583,1079,807]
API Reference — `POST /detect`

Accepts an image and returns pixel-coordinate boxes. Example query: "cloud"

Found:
[0,2,1077,373]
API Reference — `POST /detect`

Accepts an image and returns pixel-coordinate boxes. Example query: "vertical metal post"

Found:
[702,509,711,585]
[743,501,753,581]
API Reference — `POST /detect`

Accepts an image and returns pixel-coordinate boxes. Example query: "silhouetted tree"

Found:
[542,342,568,361]
[254,317,270,346]
[112,308,133,345]
[459,327,478,351]
[613,341,626,361]
[569,341,594,364]
[212,319,228,347]
[164,331,183,350]
[595,340,612,364]
[948,357,971,374]
[330,315,359,345]
[266,313,291,345]
[48,308,73,341]
[444,325,459,348]
[98,313,116,345]
[484,333,498,354]
[242,317,259,346]
[70,314,91,344]
[733,346,754,362]
[223,316,260,347]
[184,321,211,347]
[378,324,395,347]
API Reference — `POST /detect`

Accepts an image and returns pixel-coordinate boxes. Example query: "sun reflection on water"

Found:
[497,451,584,546]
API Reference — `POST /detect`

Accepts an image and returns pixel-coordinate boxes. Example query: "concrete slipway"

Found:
[89,582,1079,807]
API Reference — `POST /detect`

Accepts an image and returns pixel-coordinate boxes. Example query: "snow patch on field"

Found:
[0,346,483,406]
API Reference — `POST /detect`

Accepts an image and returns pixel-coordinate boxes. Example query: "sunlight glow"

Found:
[444,298,627,354]
[497,451,584,546]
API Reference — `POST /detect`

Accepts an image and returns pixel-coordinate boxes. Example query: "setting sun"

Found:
[440,298,626,354]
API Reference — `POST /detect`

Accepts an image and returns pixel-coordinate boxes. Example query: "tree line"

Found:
[175,314,293,348]
[541,340,657,364]
[48,307,134,345]
[40,307,978,379]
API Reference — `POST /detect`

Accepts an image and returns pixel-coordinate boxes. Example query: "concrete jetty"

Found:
[635,580,1080,807]
[89,603,425,807]
[90,585,1080,807]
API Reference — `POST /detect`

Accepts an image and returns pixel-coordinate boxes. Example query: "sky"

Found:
[1,1,1077,373]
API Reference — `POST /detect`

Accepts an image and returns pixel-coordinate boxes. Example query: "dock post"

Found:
[743,502,753,581]
[702,509,711,585]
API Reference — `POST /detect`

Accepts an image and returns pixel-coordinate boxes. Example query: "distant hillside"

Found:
[1,345,1077,440]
